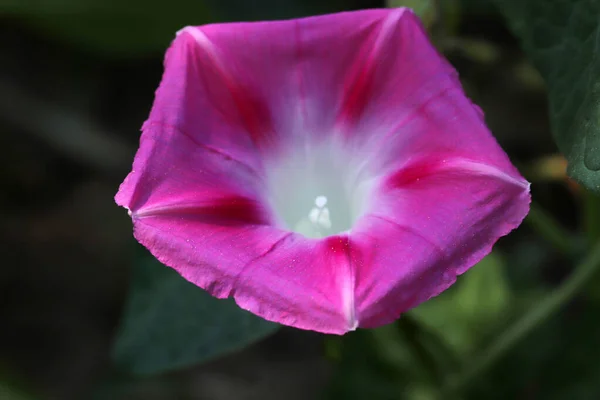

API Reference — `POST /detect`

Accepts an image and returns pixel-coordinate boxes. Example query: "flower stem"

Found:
[584,190,600,244]
[526,202,577,257]
[442,240,600,395]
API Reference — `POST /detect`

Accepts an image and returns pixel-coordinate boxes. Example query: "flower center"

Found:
[266,140,373,238]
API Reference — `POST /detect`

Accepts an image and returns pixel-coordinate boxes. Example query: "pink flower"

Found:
[115,8,530,334]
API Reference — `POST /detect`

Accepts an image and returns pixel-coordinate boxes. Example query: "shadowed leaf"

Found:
[111,246,280,376]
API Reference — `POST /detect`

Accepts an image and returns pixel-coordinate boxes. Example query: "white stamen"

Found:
[308,208,320,224]
[315,195,328,208]
[317,208,332,229]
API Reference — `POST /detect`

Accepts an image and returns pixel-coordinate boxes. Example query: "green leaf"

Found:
[112,246,280,376]
[410,253,511,354]
[492,0,600,192]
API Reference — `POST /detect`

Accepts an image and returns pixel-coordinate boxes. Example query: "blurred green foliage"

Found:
[411,253,511,355]
[482,300,600,399]
[111,246,279,376]
[0,386,32,400]
[0,382,34,400]
[325,320,451,400]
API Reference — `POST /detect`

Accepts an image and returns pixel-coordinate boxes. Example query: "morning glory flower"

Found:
[115,8,530,334]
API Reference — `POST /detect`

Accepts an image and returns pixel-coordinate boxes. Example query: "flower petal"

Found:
[295,8,460,144]
[145,27,269,171]
[115,123,266,216]
[300,9,521,182]
[132,212,358,333]
[232,234,359,333]
[116,76,359,335]
[353,158,530,327]
[172,10,419,152]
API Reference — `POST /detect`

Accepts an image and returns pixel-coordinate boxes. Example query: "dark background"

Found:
[1,0,592,399]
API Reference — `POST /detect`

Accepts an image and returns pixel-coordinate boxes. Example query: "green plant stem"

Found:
[442,240,600,395]
[584,190,600,244]
[526,202,577,257]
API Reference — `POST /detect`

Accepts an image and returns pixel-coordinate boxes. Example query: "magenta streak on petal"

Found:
[445,159,531,189]
[353,157,530,327]
[336,9,402,127]
[323,235,358,329]
[294,20,309,130]
[133,194,271,226]
[386,156,530,190]
[180,27,277,150]
[348,85,459,186]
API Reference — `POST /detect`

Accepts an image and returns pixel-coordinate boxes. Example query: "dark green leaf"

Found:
[492,0,600,191]
[112,246,280,376]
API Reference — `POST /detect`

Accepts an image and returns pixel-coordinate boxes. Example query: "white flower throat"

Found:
[266,140,373,239]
